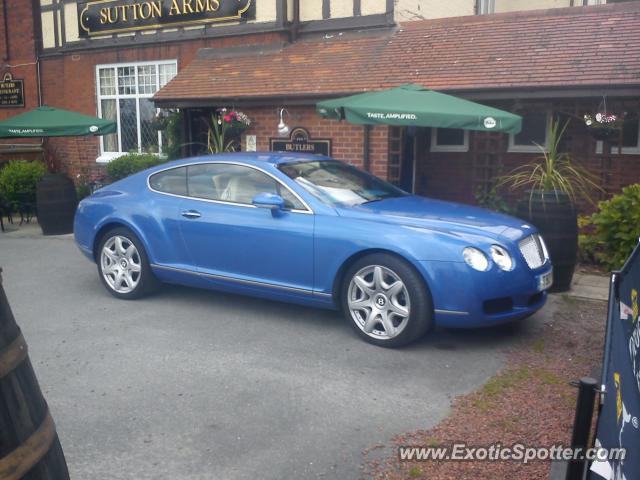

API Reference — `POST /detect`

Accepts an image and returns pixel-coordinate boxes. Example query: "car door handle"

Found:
[181,210,201,219]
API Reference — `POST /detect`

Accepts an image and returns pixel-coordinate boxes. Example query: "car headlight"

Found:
[463,247,489,271]
[490,245,514,271]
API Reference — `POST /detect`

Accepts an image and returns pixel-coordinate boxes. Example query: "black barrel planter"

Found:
[36,174,78,236]
[0,269,70,479]
[516,191,578,293]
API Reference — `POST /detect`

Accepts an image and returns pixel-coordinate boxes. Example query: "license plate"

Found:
[537,269,553,292]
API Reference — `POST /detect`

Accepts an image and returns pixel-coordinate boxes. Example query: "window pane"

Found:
[159,63,177,88]
[138,65,157,94]
[118,66,136,95]
[150,167,187,196]
[101,99,118,152]
[514,113,547,147]
[622,116,639,149]
[436,128,465,146]
[119,98,138,152]
[99,68,116,96]
[188,163,304,209]
[139,99,158,153]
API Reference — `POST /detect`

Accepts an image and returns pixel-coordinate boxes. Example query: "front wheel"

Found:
[97,227,158,299]
[341,253,432,348]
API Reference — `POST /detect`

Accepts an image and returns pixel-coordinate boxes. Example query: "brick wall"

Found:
[0,0,41,157]
[417,98,640,214]
[240,106,389,178]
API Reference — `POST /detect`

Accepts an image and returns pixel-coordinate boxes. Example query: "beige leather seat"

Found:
[222,175,266,204]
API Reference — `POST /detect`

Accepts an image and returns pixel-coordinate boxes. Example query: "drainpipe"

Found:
[363,125,371,172]
[1,0,9,62]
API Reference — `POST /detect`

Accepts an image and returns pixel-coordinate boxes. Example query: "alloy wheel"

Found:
[347,265,411,340]
[100,235,142,294]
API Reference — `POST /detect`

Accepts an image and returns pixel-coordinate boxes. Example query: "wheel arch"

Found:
[92,221,147,263]
[331,248,433,308]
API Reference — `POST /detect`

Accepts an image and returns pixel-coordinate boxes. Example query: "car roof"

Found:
[167,152,333,168]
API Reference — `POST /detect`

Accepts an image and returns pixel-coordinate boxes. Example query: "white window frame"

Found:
[477,0,495,15]
[595,120,640,155]
[95,59,177,163]
[508,112,551,153]
[430,128,469,153]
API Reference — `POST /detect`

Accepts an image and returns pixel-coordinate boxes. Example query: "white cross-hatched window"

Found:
[96,60,177,161]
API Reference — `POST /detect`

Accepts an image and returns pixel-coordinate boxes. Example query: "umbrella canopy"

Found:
[0,105,116,138]
[317,84,522,134]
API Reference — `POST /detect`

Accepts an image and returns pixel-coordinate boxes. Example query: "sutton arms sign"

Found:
[78,0,255,37]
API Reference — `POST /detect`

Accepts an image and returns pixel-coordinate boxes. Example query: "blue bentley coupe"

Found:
[74,152,552,347]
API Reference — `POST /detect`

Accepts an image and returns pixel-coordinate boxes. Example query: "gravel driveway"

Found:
[0,229,544,479]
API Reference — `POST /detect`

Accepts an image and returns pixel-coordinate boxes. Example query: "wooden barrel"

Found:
[36,174,78,236]
[0,269,70,479]
[516,191,578,293]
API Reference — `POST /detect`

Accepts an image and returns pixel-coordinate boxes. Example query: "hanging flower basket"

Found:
[207,108,251,153]
[584,112,623,141]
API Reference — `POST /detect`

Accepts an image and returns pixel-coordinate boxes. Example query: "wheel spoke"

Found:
[386,280,404,297]
[125,245,136,260]
[388,301,409,318]
[380,311,396,337]
[363,311,378,333]
[103,249,119,263]
[348,297,372,310]
[114,271,125,290]
[373,266,385,290]
[115,236,126,255]
[353,275,374,296]
[129,262,141,273]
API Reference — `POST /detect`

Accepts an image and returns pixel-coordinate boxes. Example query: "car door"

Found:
[178,162,315,294]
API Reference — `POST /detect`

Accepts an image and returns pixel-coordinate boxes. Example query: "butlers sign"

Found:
[78,0,255,37]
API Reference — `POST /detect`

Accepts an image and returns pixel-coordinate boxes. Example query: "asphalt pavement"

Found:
[0,227,546,479]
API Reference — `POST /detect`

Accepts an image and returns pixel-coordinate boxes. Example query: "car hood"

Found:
[336,195,532,242]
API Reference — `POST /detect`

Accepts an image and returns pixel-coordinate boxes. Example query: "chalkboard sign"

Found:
[0,73,25,108]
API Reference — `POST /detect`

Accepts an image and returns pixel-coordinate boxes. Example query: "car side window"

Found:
[149,167,187,196]
[186,163,306,211]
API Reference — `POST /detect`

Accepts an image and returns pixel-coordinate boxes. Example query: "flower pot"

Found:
[516,191,577,292]
[36,174,78,235]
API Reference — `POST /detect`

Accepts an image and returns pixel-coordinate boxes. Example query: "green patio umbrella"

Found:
[317,83,522,134]
[0,105,116,138]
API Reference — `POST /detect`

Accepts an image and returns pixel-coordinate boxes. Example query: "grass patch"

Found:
[473,367,562,412]
[408,466,423,478]
[532,338,545,353]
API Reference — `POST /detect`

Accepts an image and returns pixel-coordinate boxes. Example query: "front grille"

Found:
[518,234,548,269]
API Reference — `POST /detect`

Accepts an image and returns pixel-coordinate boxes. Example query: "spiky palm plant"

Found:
[498,118,601,209]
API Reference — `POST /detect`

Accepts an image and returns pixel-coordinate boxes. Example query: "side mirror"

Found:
[252,192,285,212]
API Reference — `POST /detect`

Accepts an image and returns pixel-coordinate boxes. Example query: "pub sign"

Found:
[78,0,256,37]
[270,128,331,156]
[0,73,25,108]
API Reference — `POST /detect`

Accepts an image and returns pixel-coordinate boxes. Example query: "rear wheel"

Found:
[341,253,432,348]
[97,227,158,299]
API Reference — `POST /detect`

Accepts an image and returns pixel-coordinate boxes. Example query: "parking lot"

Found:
[0,229,545,479]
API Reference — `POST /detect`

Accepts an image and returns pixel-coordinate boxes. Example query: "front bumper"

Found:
[417,260,552,328]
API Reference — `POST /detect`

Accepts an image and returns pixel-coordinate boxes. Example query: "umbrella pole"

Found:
[363,125,371,173]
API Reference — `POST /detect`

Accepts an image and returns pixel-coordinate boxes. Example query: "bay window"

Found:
[96,61,177,161]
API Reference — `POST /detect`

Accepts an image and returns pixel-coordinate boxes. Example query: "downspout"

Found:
[363,125,371,172]
[2,0,9,62]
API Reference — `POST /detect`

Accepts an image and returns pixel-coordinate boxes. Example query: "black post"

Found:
[566,376,598,480]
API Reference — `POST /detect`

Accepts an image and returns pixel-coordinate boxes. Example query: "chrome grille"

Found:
[518,234,548,269]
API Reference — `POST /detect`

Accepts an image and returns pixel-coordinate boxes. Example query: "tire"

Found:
[341,253,433,348]
[96,227,158,299]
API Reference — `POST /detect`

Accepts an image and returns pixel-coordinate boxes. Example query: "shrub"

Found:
[0,160,47,206]
[580,184,640,270]
[475,185,514,215]
[106,153,165,182]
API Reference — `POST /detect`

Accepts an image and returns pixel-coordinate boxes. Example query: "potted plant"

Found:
[206,108,251,153]
[583,112,624,141]
[498,118,601,292]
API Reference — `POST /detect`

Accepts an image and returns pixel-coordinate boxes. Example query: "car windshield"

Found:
[278,160,407,207]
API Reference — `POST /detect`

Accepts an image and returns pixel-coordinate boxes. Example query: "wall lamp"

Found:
[277,107,290,137]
